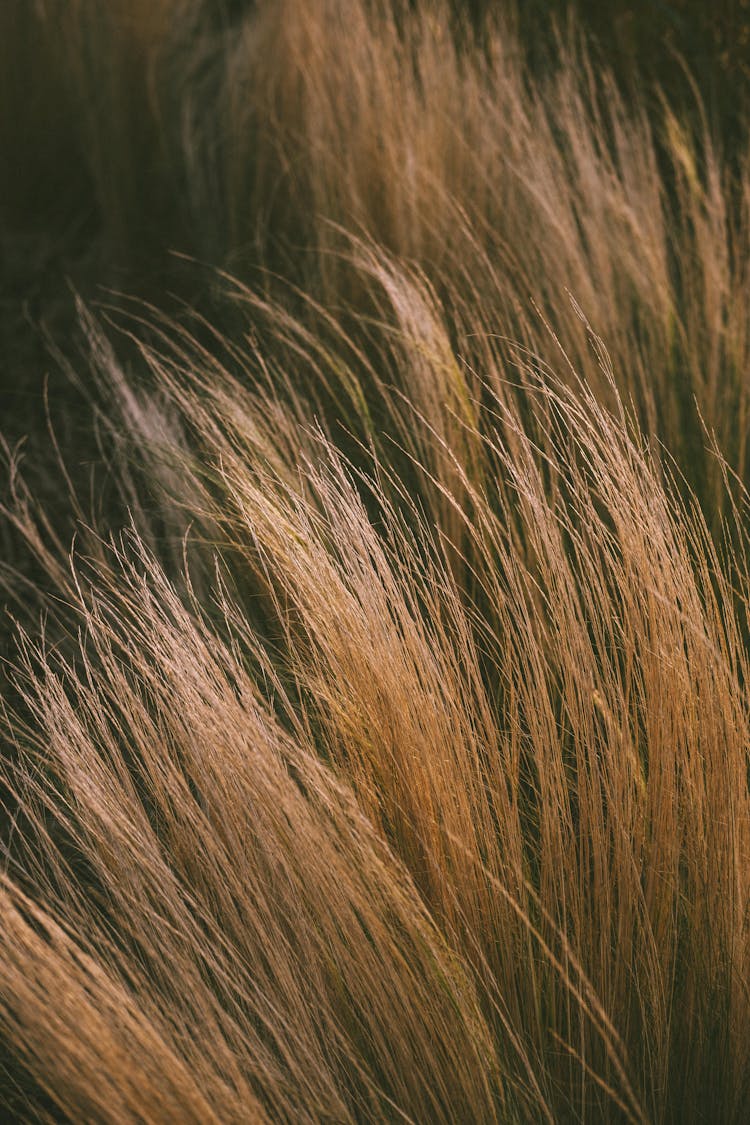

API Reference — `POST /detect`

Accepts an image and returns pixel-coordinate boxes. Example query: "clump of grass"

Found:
[3,253,750,1120]
[3,2,750,1122]
[0,522,506,1123]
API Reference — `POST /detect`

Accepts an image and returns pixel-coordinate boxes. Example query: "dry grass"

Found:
[2,1,750,1122]
[5,0,750,509]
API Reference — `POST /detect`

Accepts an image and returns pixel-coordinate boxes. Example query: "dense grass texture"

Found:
[2,1,750,1122]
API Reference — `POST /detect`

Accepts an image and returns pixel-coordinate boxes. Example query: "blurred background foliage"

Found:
[1,0,749,552]
[503,0,750,145]
[429,2,745,160]
[2,0,749,244]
